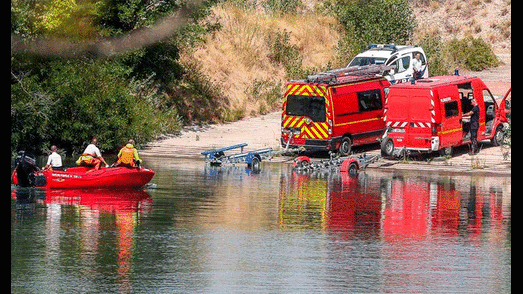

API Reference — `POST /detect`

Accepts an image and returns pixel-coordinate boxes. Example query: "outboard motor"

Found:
[14,151,40,187]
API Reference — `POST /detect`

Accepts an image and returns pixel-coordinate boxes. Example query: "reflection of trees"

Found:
[11,188,152,292]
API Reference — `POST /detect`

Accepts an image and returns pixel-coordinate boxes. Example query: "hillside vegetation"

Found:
[180,0,509,120]
[183,2,344,119]
[11,0,510,155]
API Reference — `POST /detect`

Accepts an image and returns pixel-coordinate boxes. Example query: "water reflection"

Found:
[11,187,152,293]
[11,158,511,293]
[278,170,510,241]
[278,170,510,292]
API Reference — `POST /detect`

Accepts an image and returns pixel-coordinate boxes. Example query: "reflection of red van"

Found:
[282,69,391,155]
[381,75,510,157]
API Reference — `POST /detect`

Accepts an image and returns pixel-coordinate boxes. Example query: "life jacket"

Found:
[117,145,136,166]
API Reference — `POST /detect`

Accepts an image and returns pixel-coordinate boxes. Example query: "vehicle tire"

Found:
[381,138,394,157]
[491,125,504,146]
[249,157,261,171]
[348,162,358,176]
[300,160,309,169]
[338,137,352,156]
[439,146,453,157]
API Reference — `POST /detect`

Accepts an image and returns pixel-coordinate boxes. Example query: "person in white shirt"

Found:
[412,52,423,80]
[45,145,64,170]
[76,137,109,170]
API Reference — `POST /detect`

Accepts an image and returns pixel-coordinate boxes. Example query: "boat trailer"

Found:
[292,152,380,175]
[201,143,273,170]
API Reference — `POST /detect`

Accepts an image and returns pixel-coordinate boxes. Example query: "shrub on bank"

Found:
[418,33,500,75]
[11,57,182,155]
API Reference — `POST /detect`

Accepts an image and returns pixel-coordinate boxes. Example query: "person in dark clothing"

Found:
[463,98,480,154]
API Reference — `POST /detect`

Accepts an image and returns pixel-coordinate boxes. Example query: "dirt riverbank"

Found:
[141,68,510,175]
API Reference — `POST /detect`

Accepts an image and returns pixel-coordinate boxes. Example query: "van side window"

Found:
[444,101,459,117]
[458,82,474,113]
[483,89,496,121]
[357,89,382,112]
[389,56,411,73]
[412,51,426,65]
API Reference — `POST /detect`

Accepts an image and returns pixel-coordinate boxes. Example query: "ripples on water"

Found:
[11,157,511,293]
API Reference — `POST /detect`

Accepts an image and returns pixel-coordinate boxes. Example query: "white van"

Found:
[347,44,429,83]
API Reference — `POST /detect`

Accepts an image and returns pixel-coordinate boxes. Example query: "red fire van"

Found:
[381,75,510,157]
[281,66,391,155]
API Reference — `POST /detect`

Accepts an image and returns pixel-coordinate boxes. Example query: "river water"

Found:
[11,156,511,293]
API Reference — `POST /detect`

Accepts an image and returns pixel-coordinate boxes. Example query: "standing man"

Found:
[45,145,64,170]
[463,98,480,154]
[76,137,109,170]
[412,52,423,80]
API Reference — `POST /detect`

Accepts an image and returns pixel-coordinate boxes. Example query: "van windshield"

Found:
[348,57,387,67]
[286,95,326,122]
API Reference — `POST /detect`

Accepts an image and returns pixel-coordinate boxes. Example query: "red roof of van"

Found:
[390,75,478,88]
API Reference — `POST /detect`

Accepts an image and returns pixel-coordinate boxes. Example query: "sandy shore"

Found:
[141,71,510,175]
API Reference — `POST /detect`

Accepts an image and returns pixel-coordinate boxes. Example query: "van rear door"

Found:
[385,88,432,149]
[405,91,433,149]
[437,85,462,148]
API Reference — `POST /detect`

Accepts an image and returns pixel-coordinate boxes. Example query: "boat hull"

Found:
[13,166,155,189]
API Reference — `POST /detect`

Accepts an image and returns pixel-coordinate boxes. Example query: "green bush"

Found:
[417,33,449,76]
[245,79,283,114]
[335,0,416,54]
[263,0,302,15]
[11,57,181,155]
[419,34,499,74]
[463,37,500,71]
[169,60,230,123]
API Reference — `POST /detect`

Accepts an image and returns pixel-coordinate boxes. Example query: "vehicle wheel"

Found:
[381,138,394,157]
[339,137,352,156]
[348,162,358,176]
[249,157,261,171]
[300,160,309,169]
[439,146,453,157]
[491,125,504,146]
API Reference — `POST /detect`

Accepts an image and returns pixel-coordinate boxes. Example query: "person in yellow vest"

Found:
[115,139,142,168]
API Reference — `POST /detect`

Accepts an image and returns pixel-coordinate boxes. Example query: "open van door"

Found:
[437,85,462,150]
[497,88,511,123]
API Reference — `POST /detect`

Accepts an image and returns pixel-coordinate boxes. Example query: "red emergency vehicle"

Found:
[381,75,510,157]
[281,65,392,155]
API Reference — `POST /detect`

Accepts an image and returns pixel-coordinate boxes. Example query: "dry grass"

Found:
[179,2,343,119]
[179,0,510,121]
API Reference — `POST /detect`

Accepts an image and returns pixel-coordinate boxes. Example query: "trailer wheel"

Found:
[491,125,504,146]
[348,162,358,176]
[339,137,352,156]
[381,138,394,157]
[249,156,261,171]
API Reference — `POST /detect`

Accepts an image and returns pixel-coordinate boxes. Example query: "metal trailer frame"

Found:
[292,152,380,175]
[201,143,273,170]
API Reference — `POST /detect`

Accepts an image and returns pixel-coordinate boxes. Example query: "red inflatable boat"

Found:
[12,166,155,189]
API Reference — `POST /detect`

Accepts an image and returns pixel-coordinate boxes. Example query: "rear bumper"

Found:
[280,138,338,152]
[384,134,439,156]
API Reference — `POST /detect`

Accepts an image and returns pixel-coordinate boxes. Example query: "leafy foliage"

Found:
[10,0,210,155]
[418,33,499,75]
[335,0,416,53]
[11,57,181,155]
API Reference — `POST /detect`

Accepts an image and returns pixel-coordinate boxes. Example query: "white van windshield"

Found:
[348,57,387,67]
